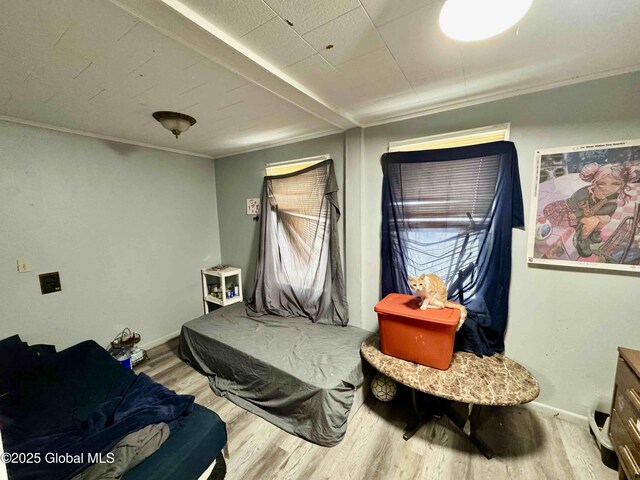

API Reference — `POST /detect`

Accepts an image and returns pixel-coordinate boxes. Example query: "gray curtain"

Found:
[247,159,348,325]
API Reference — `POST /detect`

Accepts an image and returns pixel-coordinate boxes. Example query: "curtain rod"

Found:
[266,154,330,168]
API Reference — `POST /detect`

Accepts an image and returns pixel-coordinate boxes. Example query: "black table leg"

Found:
[468,404,494,459]
[443,402,494,459]
[402,394,494,459]
[402,391,445,440]
[403,389,425,440]
[403,420,423,440]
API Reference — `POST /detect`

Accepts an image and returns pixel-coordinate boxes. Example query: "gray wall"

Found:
[214,133,345,300]
[214,71,640,418]
[0,121,221,350]
[359,71,640,416]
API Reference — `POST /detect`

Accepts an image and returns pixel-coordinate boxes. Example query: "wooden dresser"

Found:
[611,347,640,480]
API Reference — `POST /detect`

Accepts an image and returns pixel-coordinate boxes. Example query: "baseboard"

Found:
[521,401,588,426]
[139,330,180,350]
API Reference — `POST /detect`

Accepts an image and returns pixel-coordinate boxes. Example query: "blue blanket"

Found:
[3,359,194,480]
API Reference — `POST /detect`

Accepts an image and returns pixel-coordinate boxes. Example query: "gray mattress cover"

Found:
[179,303,371,447]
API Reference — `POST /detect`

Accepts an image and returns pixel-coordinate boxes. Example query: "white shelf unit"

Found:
[201,267,243,313]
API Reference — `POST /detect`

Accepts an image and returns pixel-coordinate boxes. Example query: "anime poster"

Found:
[527,139,640,272]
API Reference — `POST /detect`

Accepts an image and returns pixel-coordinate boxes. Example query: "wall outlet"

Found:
[17,258,32,273]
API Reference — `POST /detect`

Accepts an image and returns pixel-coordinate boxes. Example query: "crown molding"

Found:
[212,128,343,159]
[0,115,215,159]
[361,64,640,128]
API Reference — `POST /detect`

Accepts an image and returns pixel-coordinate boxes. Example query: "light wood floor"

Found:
[138,339,615,480]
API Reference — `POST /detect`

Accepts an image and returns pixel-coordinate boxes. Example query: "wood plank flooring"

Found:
[137,339,615,480]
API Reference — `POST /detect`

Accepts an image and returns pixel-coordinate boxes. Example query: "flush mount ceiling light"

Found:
[152,111,197,139]
[439,0,533,42]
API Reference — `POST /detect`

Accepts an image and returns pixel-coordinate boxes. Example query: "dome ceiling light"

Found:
[439,0,533,42]
[152,111,197,139]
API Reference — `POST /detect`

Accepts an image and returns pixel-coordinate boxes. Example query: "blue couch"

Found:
[0,335,227,480]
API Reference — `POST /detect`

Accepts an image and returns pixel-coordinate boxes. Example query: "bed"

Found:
[179,303,372,447]
[0,335,227,480]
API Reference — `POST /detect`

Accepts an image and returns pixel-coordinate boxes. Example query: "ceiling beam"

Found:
[109,0,359,131]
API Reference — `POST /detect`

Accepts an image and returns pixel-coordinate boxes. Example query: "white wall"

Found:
[351,71,640,416]
[0,121,221,350]
[345,128,364,329]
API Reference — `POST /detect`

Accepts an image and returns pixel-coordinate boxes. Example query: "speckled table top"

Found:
[361,334,539,406]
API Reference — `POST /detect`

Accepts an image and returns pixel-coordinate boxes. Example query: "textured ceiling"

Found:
[1,0,639,157]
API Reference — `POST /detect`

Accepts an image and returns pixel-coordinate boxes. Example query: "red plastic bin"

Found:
[374,293,460,370]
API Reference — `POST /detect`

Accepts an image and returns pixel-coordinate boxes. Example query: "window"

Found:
[386,154,499,286]
[389,123,511,285]
[265,154,329,177]
[385,124,510,285]
[388,124,510,153]
[381,141,524,355]
[250,159,347,324]
[390,156,500,287]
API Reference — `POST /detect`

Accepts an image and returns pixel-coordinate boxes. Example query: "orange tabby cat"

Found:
[407,274,467,331]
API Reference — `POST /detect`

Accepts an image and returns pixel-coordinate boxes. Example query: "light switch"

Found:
[17,258,31,273]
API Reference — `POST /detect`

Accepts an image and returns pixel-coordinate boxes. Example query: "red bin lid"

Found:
[374,293,460,326]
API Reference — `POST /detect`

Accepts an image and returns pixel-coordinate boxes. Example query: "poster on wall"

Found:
[527,139,640,272]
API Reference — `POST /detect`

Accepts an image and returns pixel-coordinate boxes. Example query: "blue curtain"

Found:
[381,141,524,356]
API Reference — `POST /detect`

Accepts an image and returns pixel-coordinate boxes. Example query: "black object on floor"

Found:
[208,452,226,480]
[402,390,494,459]
[589,410,618,471]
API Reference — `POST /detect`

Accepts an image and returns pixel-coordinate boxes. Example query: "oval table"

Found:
[361,334,540,458]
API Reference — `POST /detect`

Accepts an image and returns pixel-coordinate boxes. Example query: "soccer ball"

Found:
[370,373,397,402]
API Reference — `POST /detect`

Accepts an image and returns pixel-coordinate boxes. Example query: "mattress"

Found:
[179,303,371,447]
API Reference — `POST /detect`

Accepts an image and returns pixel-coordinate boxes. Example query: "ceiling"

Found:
[0,0,639,158]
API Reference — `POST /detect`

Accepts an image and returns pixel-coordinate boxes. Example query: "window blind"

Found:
[387,154,500,285]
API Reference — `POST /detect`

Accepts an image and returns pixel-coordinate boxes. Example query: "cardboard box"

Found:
[374,293,460,370]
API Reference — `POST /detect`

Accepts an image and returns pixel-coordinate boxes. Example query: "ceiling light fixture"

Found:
[152,111,197,139]
[439,0,533,42]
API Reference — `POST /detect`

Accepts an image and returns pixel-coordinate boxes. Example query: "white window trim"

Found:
[388,123,511,152]
[265,154,329,176]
